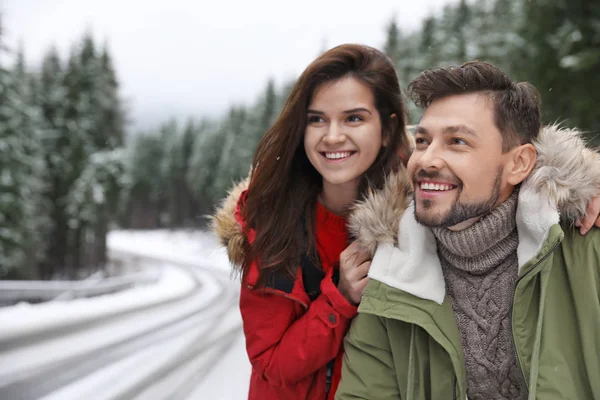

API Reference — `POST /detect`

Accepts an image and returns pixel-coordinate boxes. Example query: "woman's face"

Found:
[304,76,384,199]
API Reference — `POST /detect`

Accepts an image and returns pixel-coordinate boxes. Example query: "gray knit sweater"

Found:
[432,192,527,400]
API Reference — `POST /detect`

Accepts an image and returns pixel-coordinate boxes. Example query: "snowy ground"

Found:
[108,229,252,400]
[108,229,232,272]
[0,229,251,400]
[0,265,192,343]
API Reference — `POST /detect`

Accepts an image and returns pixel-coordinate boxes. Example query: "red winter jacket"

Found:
[216,187,357,400]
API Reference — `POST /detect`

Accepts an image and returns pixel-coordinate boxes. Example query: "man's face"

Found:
[407,93,515,229]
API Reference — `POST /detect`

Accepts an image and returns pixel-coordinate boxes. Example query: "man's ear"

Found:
[506,143,537,185]
[383,114,397,147]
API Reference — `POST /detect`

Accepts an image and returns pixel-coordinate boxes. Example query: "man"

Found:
[335,61,600,399]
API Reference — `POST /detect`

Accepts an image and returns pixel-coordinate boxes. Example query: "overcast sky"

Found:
[2,0,457,131]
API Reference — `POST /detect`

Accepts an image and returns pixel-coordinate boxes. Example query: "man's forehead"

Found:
[424,93,493,115]
[418,95,496,135]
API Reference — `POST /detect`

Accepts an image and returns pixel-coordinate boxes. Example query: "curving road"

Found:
[0,250,243,400]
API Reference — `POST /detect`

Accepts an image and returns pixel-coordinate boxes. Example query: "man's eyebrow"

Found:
[415,125,428,135]
[415,125,478,137]
[443,124,478,137]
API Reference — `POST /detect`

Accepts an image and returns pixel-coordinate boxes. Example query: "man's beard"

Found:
[413,167,503,228]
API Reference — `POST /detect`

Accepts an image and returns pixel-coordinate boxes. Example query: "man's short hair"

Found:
[408,61,542,152]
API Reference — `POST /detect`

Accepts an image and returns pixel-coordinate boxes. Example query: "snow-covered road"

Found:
[0,230,251,400]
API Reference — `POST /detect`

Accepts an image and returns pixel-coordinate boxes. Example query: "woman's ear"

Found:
[383,113,397,147]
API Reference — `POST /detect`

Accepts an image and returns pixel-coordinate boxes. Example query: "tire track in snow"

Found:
[0,256,239,400]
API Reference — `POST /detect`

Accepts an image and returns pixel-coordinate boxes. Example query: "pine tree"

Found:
[259,79,277,135]
[383,17,401,64]
[187,121,226,221]
[212,107,249,198]
[67,147,126,270]
[95,45,126,149]
[454,0,471,61]
[61,34,129,275]
[519,0,600,145]
[276,79,296,115]
[38,47,70,278]
[37,33,127,277]
[436,5,463,64]
[231,79,279,182]
[471,0,523,66]
[61,43,95,275]
[125,131,168,228]
[179,119,200,226]
[420,16,440,69]
[0,21,45,278]
[161,119,189,227]
[381,17,423,122]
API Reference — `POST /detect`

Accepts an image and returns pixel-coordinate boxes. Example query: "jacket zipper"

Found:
[303,363,332,400]
[452,377,457,400]
[325,360,334,399]
[509,240,561,392]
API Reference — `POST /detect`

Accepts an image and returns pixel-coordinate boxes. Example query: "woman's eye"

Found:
[347,115,363,123]
[308,115,324,124]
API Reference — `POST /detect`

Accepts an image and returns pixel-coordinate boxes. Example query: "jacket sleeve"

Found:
[240,271,357,386]
[335,312,401,400]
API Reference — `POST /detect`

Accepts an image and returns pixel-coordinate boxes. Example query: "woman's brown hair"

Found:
[241,44,410,286]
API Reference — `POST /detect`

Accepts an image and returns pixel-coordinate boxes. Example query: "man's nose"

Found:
[417,142,444,170]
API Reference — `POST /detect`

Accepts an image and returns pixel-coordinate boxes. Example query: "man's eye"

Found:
[451,138,467,145]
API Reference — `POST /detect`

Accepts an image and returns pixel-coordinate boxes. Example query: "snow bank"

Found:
[0,264,196,343]
[108,229,232,272]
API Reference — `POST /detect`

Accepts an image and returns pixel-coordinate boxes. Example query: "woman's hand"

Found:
[576,195,600,235]
[338,241,371,305]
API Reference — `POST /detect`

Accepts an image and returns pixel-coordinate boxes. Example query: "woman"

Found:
[213,44,600,400]
[213,44,409,400]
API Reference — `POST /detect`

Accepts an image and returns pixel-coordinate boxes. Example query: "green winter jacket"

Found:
[336,125,600,400]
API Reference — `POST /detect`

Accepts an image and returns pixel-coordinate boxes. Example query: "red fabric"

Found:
[236,195,357,400]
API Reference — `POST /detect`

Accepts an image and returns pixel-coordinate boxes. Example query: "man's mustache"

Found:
[413,170,461,187]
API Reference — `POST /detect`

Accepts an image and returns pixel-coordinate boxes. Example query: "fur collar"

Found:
[211,176,249,266]
[210,171,410,267]
[212,125,600,286]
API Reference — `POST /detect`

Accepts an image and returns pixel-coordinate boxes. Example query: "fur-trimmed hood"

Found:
[212,125,600,267]
[211,175,250,266]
